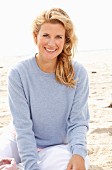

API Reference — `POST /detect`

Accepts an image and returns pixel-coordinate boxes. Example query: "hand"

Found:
[67,154,86,170]
[0,158,17,170]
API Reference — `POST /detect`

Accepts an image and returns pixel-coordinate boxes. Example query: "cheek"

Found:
[59,41,65,49]
[36,38,44,47]
[39,38,48,46]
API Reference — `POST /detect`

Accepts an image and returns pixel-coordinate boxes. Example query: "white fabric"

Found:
[0,133,89,170]
[0,133,21,164]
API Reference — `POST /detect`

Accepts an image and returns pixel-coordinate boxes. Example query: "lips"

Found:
[45,48,56,52]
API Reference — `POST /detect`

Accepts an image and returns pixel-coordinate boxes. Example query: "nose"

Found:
[47,38,56,46]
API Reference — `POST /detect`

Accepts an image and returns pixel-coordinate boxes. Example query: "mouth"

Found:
[45,48,57,53]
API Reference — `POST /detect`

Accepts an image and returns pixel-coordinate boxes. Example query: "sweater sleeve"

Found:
[67,64,90,159]
[8,67,39,170]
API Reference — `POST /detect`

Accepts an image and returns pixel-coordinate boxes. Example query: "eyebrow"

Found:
[57,35,64,36]
[43,33,64,36]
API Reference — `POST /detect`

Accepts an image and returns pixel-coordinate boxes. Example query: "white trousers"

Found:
[0,129,89,170]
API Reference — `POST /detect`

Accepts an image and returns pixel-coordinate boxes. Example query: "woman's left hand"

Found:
[67,154,86,170]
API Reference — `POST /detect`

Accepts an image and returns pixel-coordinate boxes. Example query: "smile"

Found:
[45,48,56,52]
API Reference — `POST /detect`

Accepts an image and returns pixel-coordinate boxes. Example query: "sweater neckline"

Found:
[32,55,55,78]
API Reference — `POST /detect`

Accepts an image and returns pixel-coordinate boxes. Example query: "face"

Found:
[36,22,65,63]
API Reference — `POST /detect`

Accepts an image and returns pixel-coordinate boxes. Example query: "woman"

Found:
[0,8,90,170]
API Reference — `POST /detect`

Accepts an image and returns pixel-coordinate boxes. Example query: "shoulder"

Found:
[72,60,88,79]
[10,56,34,72]
[8,56,34,79]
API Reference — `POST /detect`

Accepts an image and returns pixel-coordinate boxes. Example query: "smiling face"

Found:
[36,23,65,63]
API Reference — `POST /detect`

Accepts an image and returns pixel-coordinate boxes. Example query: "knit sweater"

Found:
[8,56,90,170]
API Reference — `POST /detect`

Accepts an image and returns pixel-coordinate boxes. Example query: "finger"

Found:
[67,163,72,170]
[69,164,77,170]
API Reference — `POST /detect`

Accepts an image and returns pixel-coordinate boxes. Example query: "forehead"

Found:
[39,22,65,34]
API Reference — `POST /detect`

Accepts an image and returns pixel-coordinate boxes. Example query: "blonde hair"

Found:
[32,8,77,88]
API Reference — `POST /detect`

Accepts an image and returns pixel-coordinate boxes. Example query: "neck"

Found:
[35,54,57,73]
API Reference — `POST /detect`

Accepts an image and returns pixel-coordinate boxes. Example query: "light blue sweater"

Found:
[8,56,90,170]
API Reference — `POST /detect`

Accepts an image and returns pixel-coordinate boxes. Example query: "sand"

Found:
[0,50,112,170]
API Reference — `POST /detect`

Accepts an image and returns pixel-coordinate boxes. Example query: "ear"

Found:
[33,32,37,44]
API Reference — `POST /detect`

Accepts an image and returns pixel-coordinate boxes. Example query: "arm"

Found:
[67,65,90,169]
[8,68,39,170]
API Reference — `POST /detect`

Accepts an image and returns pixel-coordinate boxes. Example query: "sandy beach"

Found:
[0,50,112,170]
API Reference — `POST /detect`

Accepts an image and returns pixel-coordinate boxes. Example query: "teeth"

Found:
[46,48,55,52]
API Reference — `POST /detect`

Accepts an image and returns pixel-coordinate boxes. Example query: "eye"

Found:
[43,34,49,37]
[56,35,63,39]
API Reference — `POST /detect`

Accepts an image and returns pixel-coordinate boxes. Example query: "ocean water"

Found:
[0,48,112,61]
[75,49,112,63]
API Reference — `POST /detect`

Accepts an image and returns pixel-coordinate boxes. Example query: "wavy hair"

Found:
[32,8,77,87]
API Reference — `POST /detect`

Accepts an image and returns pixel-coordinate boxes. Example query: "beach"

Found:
[0,50,112,170]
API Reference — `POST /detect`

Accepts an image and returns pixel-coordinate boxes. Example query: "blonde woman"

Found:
[0,8,90,170]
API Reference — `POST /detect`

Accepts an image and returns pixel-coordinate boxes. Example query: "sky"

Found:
[0,0,112,57]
